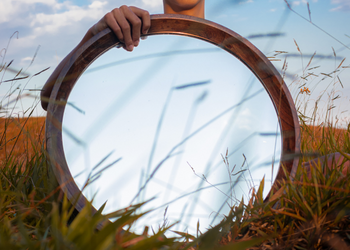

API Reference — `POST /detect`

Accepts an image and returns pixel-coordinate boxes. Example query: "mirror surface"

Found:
[62,34,281,235]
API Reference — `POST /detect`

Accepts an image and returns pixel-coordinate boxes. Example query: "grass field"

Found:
[0,113,349,249]
[1,6,350,246]
[0,117,45,166]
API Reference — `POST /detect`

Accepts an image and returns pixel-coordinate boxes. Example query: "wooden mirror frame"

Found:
[46,14,300,215]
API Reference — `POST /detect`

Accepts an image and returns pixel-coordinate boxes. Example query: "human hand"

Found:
[91,6,150,51]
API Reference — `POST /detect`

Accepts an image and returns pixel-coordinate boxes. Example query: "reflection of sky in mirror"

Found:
[62,35,281,235]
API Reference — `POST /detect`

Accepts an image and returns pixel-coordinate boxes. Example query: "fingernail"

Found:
[141,36,148,40]
[134,40,139,47]
[128,44,134,51]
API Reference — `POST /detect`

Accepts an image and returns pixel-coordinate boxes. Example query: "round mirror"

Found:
[46,14,299,236]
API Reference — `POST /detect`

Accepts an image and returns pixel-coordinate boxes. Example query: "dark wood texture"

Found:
[46,14,300,217]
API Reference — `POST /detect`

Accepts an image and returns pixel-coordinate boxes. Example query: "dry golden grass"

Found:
[301,124,349,152]
[1,115,347,163]
[0,116,45,166]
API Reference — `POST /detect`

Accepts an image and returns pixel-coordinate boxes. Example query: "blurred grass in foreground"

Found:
[0,110,349,249]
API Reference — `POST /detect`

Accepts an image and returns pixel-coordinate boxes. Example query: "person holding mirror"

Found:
[41,0,205,111]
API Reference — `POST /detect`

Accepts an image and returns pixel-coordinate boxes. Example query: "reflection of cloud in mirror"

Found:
[62,35,281,236]
[236,108,254,130]
[330,0,350,12]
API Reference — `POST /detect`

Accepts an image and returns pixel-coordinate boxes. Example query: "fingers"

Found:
[103,6,150,52]
[103,12,124,47]
[113,7,134,51]
[130,6,151,36]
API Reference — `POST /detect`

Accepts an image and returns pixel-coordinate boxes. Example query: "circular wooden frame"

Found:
[46,14,300,214]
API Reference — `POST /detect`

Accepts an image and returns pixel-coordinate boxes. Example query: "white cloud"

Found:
[330,0,350,11]
[236,108,256,131]
[30,1,107,35]
[0,0,57,24]
[291,0,309,7]
[89,1,108,9]
[0,0,108,35]
[238,0,253,4]
[21,56,33,63]
[142,0,162,8]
